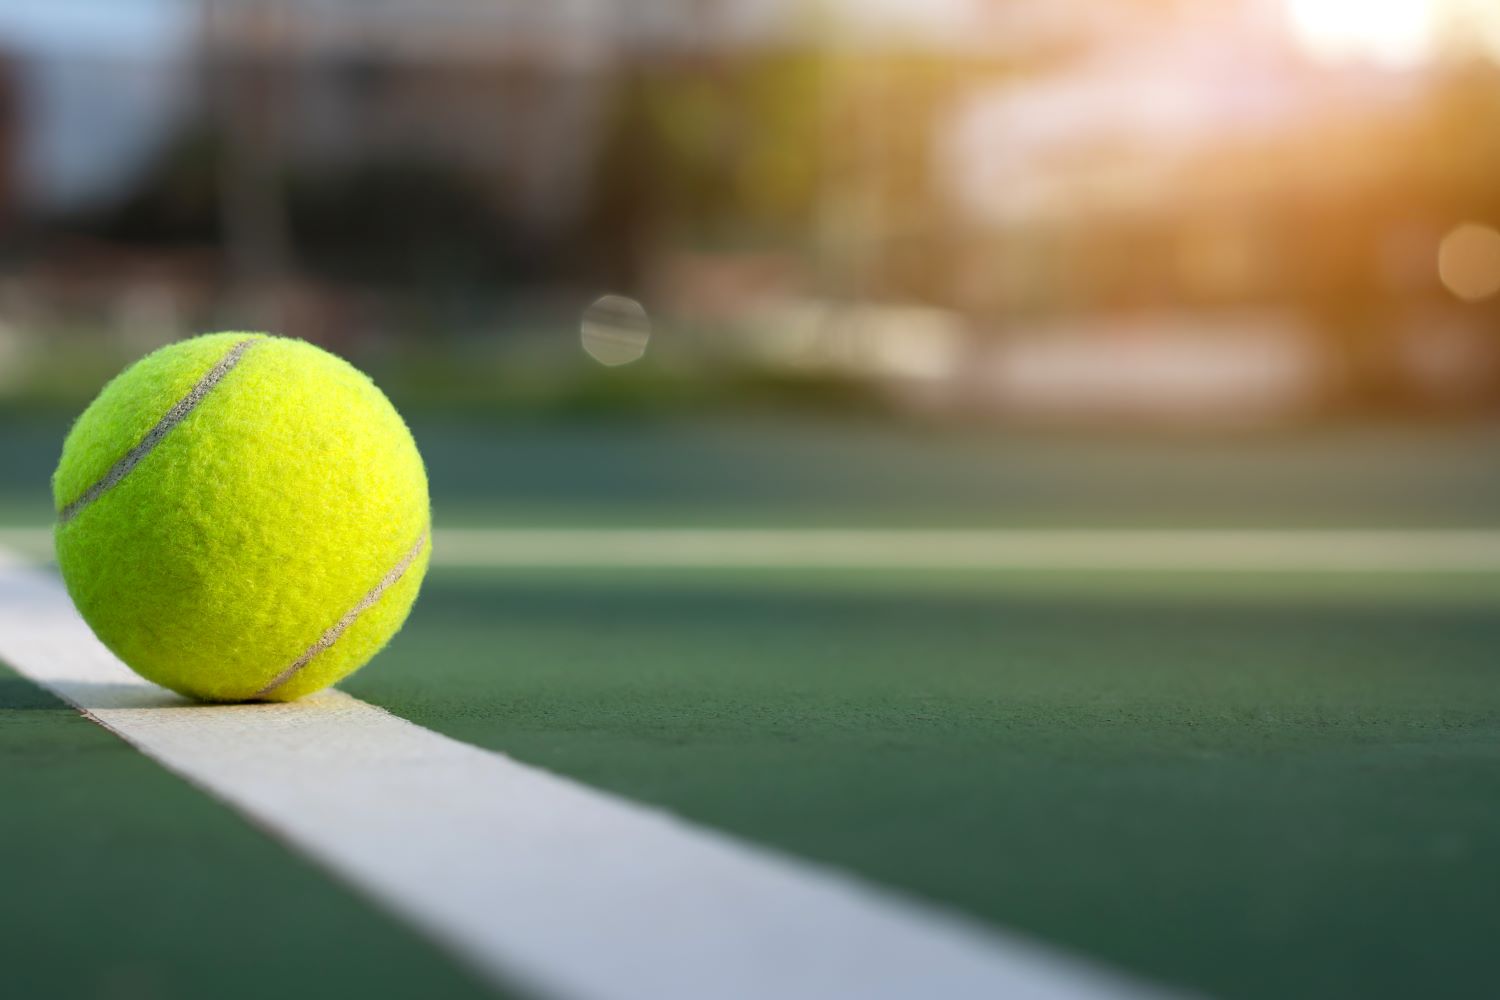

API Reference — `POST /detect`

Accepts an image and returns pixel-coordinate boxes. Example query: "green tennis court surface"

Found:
[367,568,1500,999]
[4,418,1500,999]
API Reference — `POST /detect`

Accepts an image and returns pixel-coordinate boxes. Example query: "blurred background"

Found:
[4,0,1500,525]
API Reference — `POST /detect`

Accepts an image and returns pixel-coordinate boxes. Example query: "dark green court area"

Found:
[5,417,1500,998]
[350,569,1500,1000]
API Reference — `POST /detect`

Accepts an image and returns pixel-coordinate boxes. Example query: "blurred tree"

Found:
[586,51,823,285]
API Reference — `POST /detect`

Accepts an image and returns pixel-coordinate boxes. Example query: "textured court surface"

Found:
[3,417,1500,999]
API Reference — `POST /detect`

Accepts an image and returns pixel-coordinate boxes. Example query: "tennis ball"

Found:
[52,333,431,703]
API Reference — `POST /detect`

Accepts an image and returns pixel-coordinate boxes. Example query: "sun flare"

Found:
[1284,0,1436,65]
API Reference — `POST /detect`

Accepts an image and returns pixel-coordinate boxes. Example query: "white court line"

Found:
[0,528,51,560]
[434,528,1500,572]
[9,526,1500,572]
[0,557,1168,1000]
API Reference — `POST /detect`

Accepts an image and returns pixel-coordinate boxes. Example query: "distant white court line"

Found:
[9,526,1500,573]
[434,528,1500,573]
[0,556,1167,1000]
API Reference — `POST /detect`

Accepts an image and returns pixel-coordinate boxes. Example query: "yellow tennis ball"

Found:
[52,333,431,702]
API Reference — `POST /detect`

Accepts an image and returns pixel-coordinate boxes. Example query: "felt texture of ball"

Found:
[53,333,431,702]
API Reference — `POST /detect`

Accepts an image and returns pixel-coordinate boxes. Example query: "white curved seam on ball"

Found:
[253,528,430,699]
[57,337,263,525]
